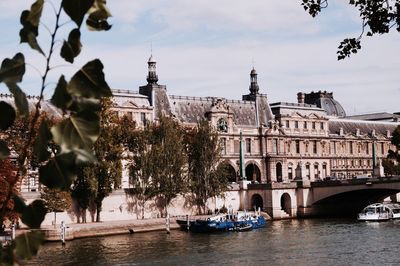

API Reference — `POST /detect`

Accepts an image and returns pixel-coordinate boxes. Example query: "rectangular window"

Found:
[313,140,317,154]
[366,142,369,154]
[295,121,299,129]
[304,121,307,129]
[288,166,293,180]
[286,120,290,128]
[246,138,251,153]
[272,139,278,154]
[306,164,310,179]
[220,138,227,155]
[381,143,385,155]
[312,122,316,129]
[349,141,353,154]
[314,164,319,179]
[296,140,300,154]
[126,111,133,120]
[234,140,240,153]
[321,123,324,130]
[140,112,146,125]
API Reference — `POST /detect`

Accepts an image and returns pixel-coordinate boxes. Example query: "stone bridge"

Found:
[244,177,400,219]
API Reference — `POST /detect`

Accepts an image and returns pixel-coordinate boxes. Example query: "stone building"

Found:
[111,55,399,188]
[2,54,400,222]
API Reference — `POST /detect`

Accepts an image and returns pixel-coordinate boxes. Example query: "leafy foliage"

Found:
[301,0,400,60]
[0,160,19,228]
[148,115,187,216]
[127,123,157,219]
[185,120,229,214]
[385,126,400,176]
[19,0,45,55]
[0,0,113,262]
[60,28,82,63]
[0,102,16,130]
[41,187,72,225]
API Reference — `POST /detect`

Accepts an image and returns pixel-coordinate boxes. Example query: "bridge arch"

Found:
[307,181,400,217]
[280,193,292,216]
[251,194,263,211]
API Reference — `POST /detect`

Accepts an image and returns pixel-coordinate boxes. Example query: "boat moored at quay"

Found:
[177,210,266,233]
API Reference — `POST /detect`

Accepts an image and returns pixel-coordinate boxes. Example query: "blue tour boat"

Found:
[177,210,266,233]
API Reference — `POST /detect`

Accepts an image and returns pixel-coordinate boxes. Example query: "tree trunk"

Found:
[141,198,145,220]
[96,203,101,222]
[82,209,87,223]
[54,211,57,228]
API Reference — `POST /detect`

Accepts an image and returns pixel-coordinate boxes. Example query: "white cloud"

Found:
[0,1,398,116]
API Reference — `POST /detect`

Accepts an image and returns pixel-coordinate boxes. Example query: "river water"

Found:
[23,219,400,266]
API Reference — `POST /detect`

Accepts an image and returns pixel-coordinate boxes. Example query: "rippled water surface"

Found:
[24,219,400,265]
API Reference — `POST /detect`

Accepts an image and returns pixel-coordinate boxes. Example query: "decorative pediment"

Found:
[210,98,229,113]
[266,120,285,135]
[121,101,139,108]
[307,113,320,119]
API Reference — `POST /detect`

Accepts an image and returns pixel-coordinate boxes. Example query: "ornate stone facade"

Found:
[110,55,399,188]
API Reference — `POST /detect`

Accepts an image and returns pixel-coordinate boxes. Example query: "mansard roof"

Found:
[270,102,327,118]
[0,93,62,117]
[346,112,400,122]
[112,89,151,109]
[328,118,399,137]
[169,95,267,126]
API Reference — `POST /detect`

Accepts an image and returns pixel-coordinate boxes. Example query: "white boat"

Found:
[383,203,400,219]
[357,203,391,221]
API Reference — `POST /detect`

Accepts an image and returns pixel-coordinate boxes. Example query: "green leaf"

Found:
[7,83,29,117]
[51,111,100,151]
[50,75,71,110]
[26,0,44,28]
[67,59,112,99]
[68,97,102,113]
[60,28,82,63]
[74,148,97,164]
[62,0,95,27]
[21,200,47,229]
[0,140,10,159]
[33,119,52,163]
[39,152,77,190]
[0,101,16,130]
[14,231,44,260]
[86,0,112,31]
[0,53,25,84]
[19,9,44,55]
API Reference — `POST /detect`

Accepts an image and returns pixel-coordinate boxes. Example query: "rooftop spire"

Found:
[146,51,158,84]
[249,67,259,95]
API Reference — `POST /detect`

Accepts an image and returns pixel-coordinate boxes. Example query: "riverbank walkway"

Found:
[39,217,185,242]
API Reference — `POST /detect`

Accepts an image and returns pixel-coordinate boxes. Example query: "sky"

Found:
[0,1,399,115]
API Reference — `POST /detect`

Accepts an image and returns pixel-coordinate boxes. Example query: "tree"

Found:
[83,98,124,222]
[386,125,400,175]
[40,187,72,228]
[127,126,157,219]
[0,160,19,231]
[301,0,400,60]
[149,115,187,217]
[0,0,112,262]
[186,120,229,214]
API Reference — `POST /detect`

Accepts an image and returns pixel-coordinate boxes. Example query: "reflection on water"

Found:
[23,219,400,266]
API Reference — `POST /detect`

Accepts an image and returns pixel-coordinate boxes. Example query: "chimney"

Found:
[297,92,305,104]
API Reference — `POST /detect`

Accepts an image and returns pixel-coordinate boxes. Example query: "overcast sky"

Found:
[0,1,399,115]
